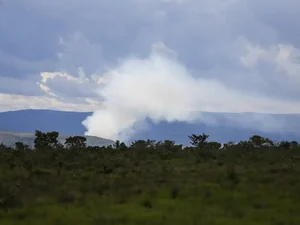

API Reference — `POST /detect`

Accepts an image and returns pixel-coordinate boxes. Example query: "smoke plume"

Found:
[82,43,300,141]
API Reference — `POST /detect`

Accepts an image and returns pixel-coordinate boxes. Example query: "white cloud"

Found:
[241,43,300,74]
[0,93,101,112]
[240,42,300,96]
[40,72,78,83]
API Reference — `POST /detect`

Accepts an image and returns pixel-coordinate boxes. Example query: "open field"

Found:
[1,138,300,225]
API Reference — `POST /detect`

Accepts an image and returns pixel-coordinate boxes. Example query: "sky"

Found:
[1,0,300,140]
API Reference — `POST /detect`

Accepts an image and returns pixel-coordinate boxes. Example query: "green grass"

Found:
[0,147,300,224]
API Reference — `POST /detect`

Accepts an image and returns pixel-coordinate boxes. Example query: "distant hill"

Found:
[0,109,299,145]
[0,130,115,148]
[0,109,90,135]
[136,113,300,144]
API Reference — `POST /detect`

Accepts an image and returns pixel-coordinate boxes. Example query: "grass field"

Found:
[0,143,300,225]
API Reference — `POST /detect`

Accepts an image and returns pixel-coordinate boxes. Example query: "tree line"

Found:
[1,130,299,152]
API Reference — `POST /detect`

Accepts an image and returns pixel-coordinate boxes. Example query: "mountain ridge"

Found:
[0,109,299,145]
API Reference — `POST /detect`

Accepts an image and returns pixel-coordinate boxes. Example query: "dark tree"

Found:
[15,142,29,151]
[113,140,128,150]
[65,136,87,149]
[34,130,59,149]
[188,133,209,148]
[207,141,221,150]
[291,141,298,148]
[278,141,291,150]
[130,139,155,149]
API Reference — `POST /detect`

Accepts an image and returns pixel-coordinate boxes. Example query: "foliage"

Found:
[65,136,87,149]
[188,133,209,148]
[0,131,299,224]
[34,130,59,149]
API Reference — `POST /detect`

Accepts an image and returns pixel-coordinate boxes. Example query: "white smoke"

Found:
[82,42,300,141]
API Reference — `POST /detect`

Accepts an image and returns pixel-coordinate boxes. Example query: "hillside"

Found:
[0,130,114,148]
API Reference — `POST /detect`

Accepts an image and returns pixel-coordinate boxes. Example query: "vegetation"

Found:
[0,131,300,224]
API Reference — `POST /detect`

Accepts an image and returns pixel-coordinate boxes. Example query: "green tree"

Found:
[155,140,182,152]
[207,141,221,150]
[113,140,128,150]
[248,135,274,148]
[34,130,59,149]
[15,142,29,151]
[264,138,274,147]
[238,140,251,147]
[65,136,87,149]
[278,141,291,150]
[7,148,32,179]
[188,133,209,148]
[249,135,265,148]
[291,141,298,149]
[130,139,156,149]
